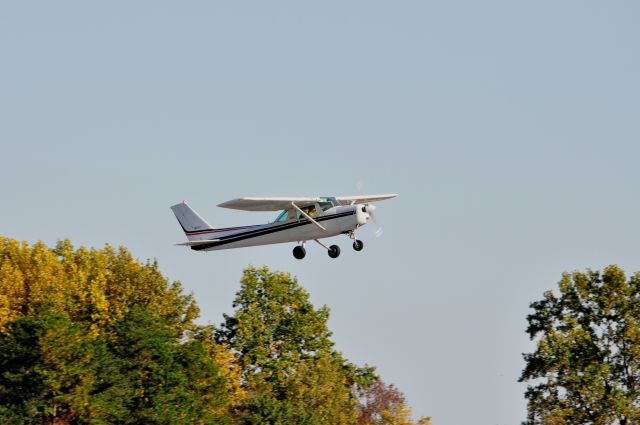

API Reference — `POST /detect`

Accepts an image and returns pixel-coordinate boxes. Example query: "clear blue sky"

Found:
[1,2,639,423]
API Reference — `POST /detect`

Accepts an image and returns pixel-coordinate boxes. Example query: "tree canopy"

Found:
[0,236,229,424]
[217,266,377,424]
[0,237,427,424]
[357,380,432,425]
[521,265,640,424]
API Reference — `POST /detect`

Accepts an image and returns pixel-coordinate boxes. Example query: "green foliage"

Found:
[218,266,377,425]
[110,307,229,424]
[0,237,426,424]
[0,316,46,422]
[0,237,230,424]
[241,395,317,425]
[0,312,129,424]
[520,265,640,424]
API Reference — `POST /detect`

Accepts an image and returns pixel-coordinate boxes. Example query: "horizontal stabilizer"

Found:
[175,239,219,246]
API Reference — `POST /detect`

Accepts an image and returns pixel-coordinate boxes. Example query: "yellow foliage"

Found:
[280,353,358,425]
[0,237,433,424]
[0,236,198,337]
[375,404,431,425]
[210,342,247,409]
[0,259,25,330]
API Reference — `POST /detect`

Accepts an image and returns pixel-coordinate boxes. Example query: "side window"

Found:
[274,210,289,222]
[296,205,317,219]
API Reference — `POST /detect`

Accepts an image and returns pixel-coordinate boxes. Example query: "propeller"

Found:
[355,182,386,236]
[363,204,383,237]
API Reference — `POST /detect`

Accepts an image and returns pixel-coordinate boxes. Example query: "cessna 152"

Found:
[170,194,397,259]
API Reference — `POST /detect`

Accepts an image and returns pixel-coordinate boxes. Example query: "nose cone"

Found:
[356,205,368,225]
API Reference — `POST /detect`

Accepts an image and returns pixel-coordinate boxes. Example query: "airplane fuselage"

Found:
[188,205,364,252]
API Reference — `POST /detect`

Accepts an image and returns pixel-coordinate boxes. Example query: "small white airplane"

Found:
[170,194,397,259]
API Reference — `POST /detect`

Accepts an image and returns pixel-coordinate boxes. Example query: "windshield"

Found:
[317,197,338,212]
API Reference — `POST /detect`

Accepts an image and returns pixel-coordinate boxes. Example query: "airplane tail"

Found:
[170,201,213,241]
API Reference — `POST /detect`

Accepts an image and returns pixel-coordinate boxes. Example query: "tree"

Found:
[0,237,200,335]
[357,380,432,425]
[217,266,377,425]
[0,312,129,424]
[0,237,431,424]
[109,307,230,424]
[520,265,640,424]
[0,236,232,424]
[240,394,316,425]
[0,315,47,423]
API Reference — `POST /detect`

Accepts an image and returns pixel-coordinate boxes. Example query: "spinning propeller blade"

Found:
[365,204,383,237]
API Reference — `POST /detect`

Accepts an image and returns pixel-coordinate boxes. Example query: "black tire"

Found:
[353,240,364,251]
[293,245,306,260]
[328,245,341,258]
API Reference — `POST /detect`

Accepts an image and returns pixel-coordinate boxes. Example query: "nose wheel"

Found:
[347,231,364,252]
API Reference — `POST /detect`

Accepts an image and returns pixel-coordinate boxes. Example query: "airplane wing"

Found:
[217,197,322,211]
[175,239,220,246]
[335,194,398,205]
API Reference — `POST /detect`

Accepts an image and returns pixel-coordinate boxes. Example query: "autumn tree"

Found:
[357,380,432,425]
[520,265,640,424]
[0,237,430,424]
[0,237,201,333]
[0,236,231,424]
[217,266,377,425]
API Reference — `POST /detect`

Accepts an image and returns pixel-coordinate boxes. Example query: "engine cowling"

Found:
[355,204,368,225]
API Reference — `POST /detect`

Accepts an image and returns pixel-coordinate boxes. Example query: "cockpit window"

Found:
[317,201,334,212]
[274,210,289,222]
[298,205,317,218]
[273,206,316,222]
[273,198,338,223]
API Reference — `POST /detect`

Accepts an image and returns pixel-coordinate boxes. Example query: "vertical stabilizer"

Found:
[170,202,213,241]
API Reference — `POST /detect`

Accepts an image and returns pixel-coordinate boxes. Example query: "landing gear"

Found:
[312,240,341,259]
[293,245,306,260]
[294,239,346,259]
[347,231,364,252]
[328,245,341,258]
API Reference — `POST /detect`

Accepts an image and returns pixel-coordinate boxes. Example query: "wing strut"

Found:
[291,202,326,231]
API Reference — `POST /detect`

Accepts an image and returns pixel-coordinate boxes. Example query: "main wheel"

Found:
[293,245,306,260]
[328,245,341,258]
[352,240,364,251]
